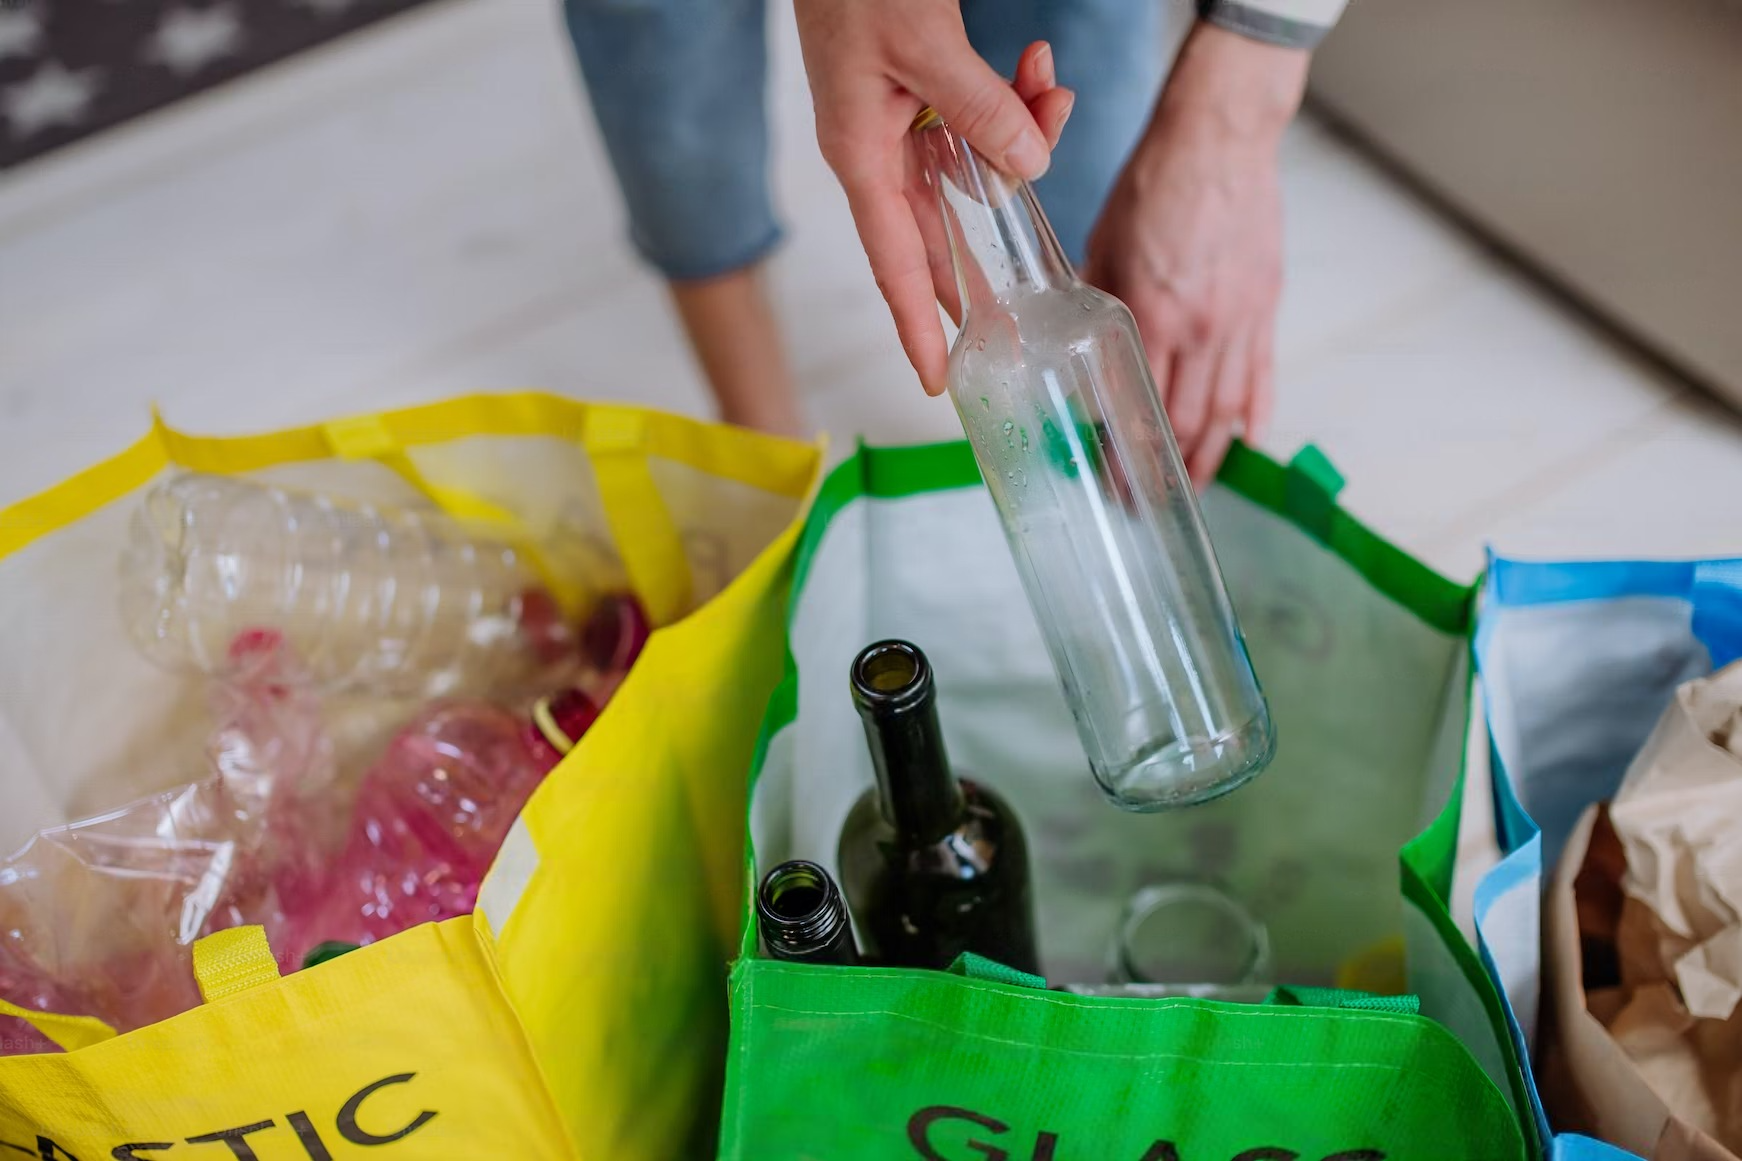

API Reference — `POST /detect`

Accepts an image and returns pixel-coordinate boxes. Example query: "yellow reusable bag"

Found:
[0,392,820,1159]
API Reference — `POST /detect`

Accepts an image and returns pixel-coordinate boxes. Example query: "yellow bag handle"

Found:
[580,404,693,628]
[192,925,281,1004]
[320,404,696,628]
[320,413,590,617]
[0,926,282,1054]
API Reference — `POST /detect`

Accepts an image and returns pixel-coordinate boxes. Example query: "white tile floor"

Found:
[4,0,1740,587]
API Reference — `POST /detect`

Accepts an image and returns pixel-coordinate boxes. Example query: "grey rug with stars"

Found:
[0,0,441,169]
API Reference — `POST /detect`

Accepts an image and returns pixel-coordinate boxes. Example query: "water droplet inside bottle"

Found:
[1002,421,1014,434]
[1080,301,1092,311]
[974,338,986,351]
[1020,426,1029,452]
[979,395,990,410]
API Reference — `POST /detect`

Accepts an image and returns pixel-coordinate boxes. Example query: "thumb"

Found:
[910,46,1053,181]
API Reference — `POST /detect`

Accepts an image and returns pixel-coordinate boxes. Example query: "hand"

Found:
[1083,25,1308,485]
[793,0,1075,394]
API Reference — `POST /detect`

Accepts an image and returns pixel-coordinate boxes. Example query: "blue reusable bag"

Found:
[1474,555,1742,1161]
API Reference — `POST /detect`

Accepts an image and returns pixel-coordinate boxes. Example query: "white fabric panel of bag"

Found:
[1483,594,1712,871]
[751,480,1469,986]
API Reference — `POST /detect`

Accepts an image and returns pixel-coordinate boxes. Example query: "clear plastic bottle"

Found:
[915,109,1274,811]
[120,473,574,699]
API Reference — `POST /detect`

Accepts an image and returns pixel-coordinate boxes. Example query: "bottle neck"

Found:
[852,640,964,844]
[918,118,1079,307]
[758,860,858,966]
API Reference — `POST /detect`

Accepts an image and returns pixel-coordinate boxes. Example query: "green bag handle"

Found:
[947,953,1421,1015]
[1283,444,1347,547]
[947,952,1049,990]
[1264,984,1421,1015]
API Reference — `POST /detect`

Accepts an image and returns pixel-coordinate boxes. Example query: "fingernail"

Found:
[1036,42,1055,85]
[1059,92,1076,127]
[1008,131,1050,180]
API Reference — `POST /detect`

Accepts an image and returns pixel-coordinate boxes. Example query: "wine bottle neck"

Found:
[758,861,858,965]
[918,120,1079,305]
[853,642,963,843]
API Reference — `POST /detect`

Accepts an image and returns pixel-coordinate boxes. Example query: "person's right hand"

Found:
[793,2,1074,395]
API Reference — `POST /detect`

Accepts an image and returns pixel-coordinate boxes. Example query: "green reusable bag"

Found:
[719,441,1535,1161]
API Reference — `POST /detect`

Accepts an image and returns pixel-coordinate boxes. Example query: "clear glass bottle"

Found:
[915,109,1274,811]
[1110,881,1271,988]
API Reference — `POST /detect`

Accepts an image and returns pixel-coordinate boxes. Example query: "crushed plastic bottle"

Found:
[277,690,598,962]
[119,473,575,699]
[0,631,331,1047]
[277,593,649,962]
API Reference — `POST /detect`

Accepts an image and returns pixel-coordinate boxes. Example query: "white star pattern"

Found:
[2,59,102,140]
[143,3,245,76]
[0,7,45,61]
[290,0,359,15]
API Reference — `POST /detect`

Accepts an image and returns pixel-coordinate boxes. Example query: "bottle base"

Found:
[1093,713,1276,813]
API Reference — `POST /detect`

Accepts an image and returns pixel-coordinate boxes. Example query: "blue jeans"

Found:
[563,0,1165,281]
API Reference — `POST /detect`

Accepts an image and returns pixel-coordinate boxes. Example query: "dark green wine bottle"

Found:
[837,639,1040,974]
[757,860,861,966]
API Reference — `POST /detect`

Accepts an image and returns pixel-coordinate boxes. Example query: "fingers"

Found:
[1028,88,1075,150]
[1123,293,1176,406]
[1013,42,1073,149]
[1187,338,1250,486]
[1165,344,1216,462]
[904,163,962,326]
[1245,327,1275,446]
[1013,41,1055,102]
[907,39,1052,179]
[841,169,952,395]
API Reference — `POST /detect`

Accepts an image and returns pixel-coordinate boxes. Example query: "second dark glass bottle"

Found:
[837,639,1040,975]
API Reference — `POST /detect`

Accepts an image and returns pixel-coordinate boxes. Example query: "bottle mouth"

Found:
[850,639,933,714]
[1113,882,1272,987]
[756,860,847,950]
[910,106,942,133]
[532,688,601,757]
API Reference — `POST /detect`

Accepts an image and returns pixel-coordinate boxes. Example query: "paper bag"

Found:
[1544,804,1738,1161]
[1610,661,1742,1021]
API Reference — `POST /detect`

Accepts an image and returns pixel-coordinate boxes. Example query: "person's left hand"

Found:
[1083,24,1308,485]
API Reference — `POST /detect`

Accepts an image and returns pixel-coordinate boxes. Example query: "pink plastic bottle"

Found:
[279,694,593,960]
[280,594,649,961]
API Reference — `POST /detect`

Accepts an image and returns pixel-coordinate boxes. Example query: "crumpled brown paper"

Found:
[1589,658,1742,1152]
[1543,805,1739,1160]
[1613,659,1742,1021]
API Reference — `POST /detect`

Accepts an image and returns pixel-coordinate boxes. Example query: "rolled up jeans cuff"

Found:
[635,223,784,284]
[564,0,781,283]
[1196,0,1347,49]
